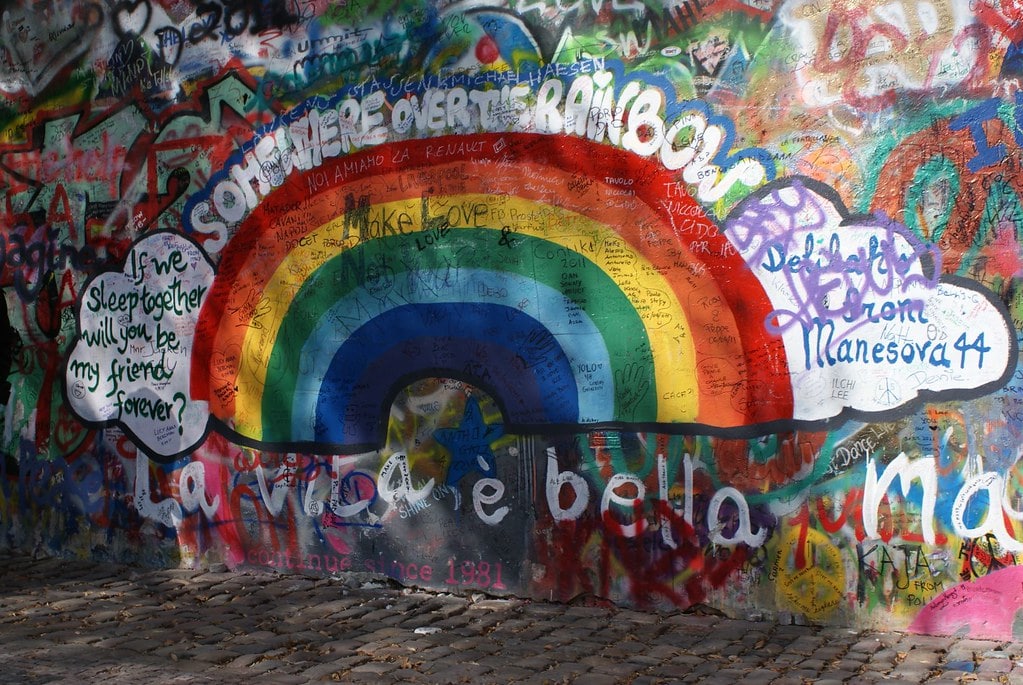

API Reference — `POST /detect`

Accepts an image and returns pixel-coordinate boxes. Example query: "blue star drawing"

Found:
[433,397,505,487]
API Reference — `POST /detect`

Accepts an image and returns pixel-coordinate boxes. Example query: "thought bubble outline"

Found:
[65,230,213,462]
[726,176,1018,425]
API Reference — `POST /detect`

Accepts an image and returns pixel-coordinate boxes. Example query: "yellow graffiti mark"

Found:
[775,525,845,621]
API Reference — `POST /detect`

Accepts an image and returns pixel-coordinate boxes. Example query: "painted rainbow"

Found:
[190,133,791,452]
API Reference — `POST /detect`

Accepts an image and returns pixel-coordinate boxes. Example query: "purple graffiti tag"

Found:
[726,178,941,335]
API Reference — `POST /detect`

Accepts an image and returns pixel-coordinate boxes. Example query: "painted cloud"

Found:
[726,177,1016,422]
[65,232,212,459]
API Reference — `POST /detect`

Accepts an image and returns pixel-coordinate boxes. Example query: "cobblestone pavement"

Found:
[1,552,1022,684]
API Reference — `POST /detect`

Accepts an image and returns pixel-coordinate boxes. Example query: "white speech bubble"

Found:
[726,177,1016,422]
[66,231,212,460]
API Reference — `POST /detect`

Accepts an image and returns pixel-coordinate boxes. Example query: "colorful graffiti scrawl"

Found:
[1,0,1023,638]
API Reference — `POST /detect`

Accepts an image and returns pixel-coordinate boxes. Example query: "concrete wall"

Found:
[2,0,1023,638]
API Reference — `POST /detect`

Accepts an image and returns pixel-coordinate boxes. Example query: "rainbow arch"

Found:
[190,133,791,452]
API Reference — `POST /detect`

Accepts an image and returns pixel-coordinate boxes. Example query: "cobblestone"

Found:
[0,550,1020,684]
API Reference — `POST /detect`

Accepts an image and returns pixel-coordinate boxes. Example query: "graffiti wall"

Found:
[3,0,1023,638]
